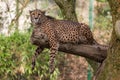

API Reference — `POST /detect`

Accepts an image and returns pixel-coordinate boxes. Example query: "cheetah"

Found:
[29,9,98,74]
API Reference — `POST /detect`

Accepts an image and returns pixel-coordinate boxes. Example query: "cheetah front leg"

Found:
[32,46,43,70]
[49,43,59,74]
[44,27,59,74]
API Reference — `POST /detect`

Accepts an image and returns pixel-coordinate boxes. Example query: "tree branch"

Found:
[30,30,108,63]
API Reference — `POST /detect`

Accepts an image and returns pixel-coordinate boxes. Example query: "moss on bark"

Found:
[98,0,120,80]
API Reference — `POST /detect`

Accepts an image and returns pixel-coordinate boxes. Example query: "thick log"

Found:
[30,28,108,63]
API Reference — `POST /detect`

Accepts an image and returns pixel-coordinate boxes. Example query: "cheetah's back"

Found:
[53,20,94,44]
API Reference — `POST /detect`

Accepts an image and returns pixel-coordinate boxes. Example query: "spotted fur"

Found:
[30,9,97,73]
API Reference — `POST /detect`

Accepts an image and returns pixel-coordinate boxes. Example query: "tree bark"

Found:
[54,0,77,21]
[98,0,120,80]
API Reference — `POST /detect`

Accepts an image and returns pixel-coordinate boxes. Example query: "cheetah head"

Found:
[29,9,45,25]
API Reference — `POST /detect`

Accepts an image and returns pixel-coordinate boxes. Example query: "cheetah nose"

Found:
[35,17,38,19]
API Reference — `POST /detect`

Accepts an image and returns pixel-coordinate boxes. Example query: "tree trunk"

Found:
[98,0,120,80]
[54,0,77,21]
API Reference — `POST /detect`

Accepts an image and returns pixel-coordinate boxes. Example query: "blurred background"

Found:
[0,0,112,80]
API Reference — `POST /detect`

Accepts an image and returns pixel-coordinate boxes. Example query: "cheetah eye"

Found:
[38,13,41,15]
[32,13,35,15]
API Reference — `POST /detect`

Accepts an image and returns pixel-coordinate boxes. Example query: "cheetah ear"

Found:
[42,11,45,14]
[29,10,32,14]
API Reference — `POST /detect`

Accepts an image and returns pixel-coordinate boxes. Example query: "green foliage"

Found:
[94,15,112,30]
[97,5,110,16]
[96,0,107,2]
[0,31,59,80]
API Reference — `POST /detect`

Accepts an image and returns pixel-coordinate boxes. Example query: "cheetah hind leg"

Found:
[32,46,43,70]
[79,36,88,44]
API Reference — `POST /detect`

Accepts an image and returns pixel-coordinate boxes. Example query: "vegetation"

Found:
[96,0,107,2]
[0,31,59,80]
